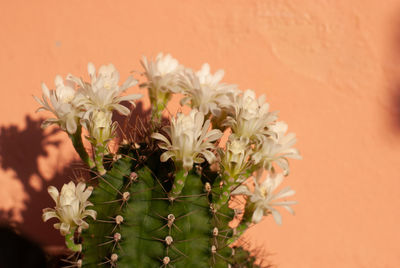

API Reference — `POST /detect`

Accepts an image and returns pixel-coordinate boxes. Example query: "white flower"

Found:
[141,53,183,94]
[91,63,120,91]
[71,63,142,118]
[179,63,238,116]
[223,89,278,141]
[82,110,115,144]
[231,173,296,225]
[42,181,97,235]
[220,136,253,180]
[34,75,81,134]
[252,121,301,175]
[152,109,223,171]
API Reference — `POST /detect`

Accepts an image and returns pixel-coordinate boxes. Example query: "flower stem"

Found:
[94,144,106,175]
[227,221,250,245]
[69,125,95,168]
[149,87,171,128]
[150,102,165,126]
[215,175,237,210]
[170,168,187,197]
[215,168,258,209]
[65,228,82,252]
[227,201,255,244]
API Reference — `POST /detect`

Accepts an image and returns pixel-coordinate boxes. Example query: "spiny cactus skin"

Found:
[80,140,259,267]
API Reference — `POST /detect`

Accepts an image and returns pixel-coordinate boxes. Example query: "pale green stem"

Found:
[215,167,258,209]
[94,144,106,175]
[69,125,95,168]
[151,101,166,126]
[227,201,255,245]
[215,174,237,210]
[148,87,171,128]
[65,227,82,252]
[227,221,250,245]
[170,168,187,198]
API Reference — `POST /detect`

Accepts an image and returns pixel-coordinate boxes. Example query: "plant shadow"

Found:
[387,13,400,132]
[0,115,80,248]
[0,102,152,249]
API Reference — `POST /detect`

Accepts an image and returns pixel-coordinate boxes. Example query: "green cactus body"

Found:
[80,144,258,267]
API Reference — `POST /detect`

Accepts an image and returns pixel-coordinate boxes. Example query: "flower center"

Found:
[63,189,76,205]
[230,140,246,154]
[260,186,268,198]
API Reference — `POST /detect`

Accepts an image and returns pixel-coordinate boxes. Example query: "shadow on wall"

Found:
[388,14,400,131]
[0,115,78,247]
[0,102,151,248]
[114,101,153,143]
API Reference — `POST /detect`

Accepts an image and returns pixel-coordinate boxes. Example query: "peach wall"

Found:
[1,0,400,267]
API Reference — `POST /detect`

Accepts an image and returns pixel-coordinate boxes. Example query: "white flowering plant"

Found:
[36,54,301,267]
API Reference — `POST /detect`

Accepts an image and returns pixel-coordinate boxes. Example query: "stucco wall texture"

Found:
[1,0,400,267]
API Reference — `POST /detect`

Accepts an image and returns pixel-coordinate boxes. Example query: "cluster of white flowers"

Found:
[141,55,240,175]
[219,91,300,224]
[35,63,142,144]
[42,181,96,235]
[145,53,301,225]
[141,53,238,126]
[37,54,301,229]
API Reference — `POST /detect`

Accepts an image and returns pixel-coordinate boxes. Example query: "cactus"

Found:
[79,138,250,267]
[37,54,301,267]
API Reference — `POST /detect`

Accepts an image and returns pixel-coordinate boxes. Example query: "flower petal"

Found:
[47,186,59,203]
[120,76,138,91]
[42,209,58,222]
[76,182,86,195]
[41,82,50,99]
[87,62,96,80]
[80,186,93,203]
[80,220,89,229]
[113,104,130,115]
[273,187,295,200]
[160,151,175,162]
[206,129,223,142]
[283,205,296,215]
[83,209,97,220]
[60,222,70,236]
[201,150,216,164]
[118,93,142,102]
[151,133,171,146]
[252,207,264,223]
[270,208,282,225]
